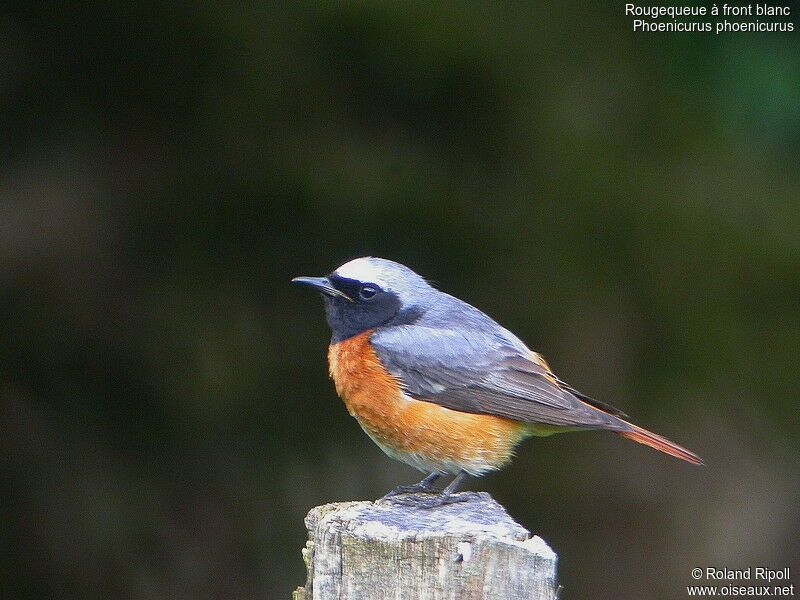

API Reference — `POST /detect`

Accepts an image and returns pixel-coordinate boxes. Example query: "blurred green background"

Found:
[2,3,799,599]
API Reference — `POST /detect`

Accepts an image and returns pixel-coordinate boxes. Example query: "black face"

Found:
[292,271,425,342]
[322,273,403,342]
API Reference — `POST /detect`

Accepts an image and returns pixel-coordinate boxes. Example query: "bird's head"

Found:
[292,257,434,342]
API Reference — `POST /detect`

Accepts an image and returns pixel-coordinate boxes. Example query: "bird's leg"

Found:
[440,470,467,496]
[381,472,441,499]
[385,471,481,508]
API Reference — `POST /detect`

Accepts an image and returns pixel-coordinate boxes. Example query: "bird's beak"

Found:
[291,276,353,301]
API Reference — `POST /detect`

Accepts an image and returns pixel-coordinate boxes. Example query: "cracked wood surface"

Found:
[293,493,558,600]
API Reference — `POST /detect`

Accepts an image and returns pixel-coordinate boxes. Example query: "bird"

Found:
[292,257,702,507]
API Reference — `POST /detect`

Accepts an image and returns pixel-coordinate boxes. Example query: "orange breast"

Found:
[328,329,529,475]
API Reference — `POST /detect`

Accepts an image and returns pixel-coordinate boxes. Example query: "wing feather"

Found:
[371,326,627,430]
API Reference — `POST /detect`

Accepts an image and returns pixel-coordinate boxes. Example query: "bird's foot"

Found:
[380,472,441,500]
[382,491,482,509]
[381,483,437,500]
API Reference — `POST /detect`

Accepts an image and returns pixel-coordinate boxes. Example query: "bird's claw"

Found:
[380,492,481,509]
[381,483,436,499]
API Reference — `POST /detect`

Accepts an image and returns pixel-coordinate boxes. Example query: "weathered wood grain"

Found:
[293,492,558,600]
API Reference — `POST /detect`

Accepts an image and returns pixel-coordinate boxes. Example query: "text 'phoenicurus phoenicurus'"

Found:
[293,257,702,508]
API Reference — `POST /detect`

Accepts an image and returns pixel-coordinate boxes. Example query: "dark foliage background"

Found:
[1,3,798,599]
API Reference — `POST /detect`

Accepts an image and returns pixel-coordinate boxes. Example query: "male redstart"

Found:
[293,257,702,507]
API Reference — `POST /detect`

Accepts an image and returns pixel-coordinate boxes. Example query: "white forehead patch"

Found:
[335,257,389,287]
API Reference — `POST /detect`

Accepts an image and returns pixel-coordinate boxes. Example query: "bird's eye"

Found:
[359,285,378,300]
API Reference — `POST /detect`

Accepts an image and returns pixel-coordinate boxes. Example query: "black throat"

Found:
[324,292,423,343]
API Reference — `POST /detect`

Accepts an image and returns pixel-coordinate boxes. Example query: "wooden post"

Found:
[293,492,559,600]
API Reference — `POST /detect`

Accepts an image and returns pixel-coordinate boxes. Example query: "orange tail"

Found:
[617,424,703,465]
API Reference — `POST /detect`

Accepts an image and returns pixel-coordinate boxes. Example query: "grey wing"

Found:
[371,326,627,430]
